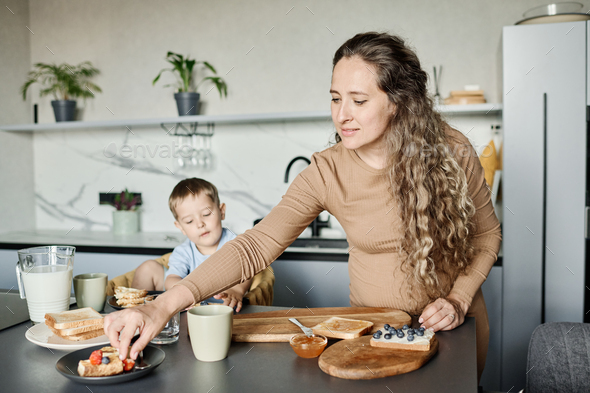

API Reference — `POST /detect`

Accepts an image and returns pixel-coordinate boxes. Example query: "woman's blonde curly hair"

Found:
[333,32,476,310]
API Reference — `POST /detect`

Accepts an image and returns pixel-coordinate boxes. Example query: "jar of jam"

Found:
[289,333,328,358]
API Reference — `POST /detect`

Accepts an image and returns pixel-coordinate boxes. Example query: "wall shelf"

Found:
[0,103,502,132]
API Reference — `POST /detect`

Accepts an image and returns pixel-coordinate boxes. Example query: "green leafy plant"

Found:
[21,61,102,101]
[111,189,140,211]
[152,51,228,98]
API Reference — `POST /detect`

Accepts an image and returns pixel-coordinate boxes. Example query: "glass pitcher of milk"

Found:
[16,246,75,323]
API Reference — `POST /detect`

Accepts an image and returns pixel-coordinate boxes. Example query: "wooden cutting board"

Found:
[232,307,411,342]
[318,335,439,380]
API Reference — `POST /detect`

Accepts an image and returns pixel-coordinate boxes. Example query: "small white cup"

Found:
[187,305,233,362]
[73,273,108,312]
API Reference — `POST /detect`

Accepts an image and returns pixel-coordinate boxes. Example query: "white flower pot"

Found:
[112,210,139,235]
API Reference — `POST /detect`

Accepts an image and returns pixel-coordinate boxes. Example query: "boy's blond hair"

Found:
[168,178,220,220]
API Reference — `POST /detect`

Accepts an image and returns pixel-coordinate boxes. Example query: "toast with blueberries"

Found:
[369,324,435,351]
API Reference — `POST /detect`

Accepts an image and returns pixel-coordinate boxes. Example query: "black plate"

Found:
[56,344,165,385]
[106,291,163,310]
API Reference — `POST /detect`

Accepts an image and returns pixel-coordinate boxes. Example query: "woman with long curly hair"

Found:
[105,32,501,382]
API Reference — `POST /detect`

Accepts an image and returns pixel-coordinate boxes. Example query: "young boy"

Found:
[131,178,252,312]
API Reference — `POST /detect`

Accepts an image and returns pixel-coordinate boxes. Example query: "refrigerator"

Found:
[502,20,589,391]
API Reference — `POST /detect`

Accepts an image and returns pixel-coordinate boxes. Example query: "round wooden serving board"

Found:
[318,335,438,380]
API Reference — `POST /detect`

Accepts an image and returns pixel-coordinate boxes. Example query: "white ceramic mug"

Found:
[73,273,108,312]
[187,305,233,362]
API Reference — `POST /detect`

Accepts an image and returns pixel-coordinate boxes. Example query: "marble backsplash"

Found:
[32,113,501,236]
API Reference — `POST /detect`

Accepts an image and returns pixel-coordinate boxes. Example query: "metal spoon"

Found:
[134,350,150,370]
[289,318,313,337]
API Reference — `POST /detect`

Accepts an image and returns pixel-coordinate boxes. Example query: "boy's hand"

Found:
[214,288,246,312]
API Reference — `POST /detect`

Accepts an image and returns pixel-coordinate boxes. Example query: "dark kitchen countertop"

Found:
[0,302,479,393]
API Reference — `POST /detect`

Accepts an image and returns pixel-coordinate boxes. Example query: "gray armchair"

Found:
[525,322,590,393]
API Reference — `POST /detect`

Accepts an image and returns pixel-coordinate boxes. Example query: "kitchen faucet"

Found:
[283,156,329,237]
[284,156,311,183]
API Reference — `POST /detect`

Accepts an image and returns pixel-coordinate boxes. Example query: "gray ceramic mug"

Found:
[73,273,108,312]
[188,305,233,362]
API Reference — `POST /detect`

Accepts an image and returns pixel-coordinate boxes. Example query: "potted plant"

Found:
[153,51,228,116]
[110,189,141,235]
[21,61,102,122]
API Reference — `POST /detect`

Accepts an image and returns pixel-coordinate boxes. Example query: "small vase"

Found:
[174,92,200,116]
[51,100,76,122]
[112,210,139,235]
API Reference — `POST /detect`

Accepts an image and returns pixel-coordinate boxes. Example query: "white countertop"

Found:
[0,229,185,249]
[0,230,499,258]
[0,229,349,254]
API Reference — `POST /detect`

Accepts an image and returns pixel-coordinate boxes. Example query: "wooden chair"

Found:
[106,253,275,306]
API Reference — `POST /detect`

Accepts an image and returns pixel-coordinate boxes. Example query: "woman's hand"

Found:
[213,287,246,312]
[418,294,470,332]
[104,302,169,360]
[104,285,194,360]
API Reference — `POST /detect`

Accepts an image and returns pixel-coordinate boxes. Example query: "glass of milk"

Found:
[16,246,75,324]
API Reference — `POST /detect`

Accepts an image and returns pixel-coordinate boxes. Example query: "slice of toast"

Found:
[369,327,435,351]
[311,316,374,339]
[116,298,146,307]
[48,325,105,341]
[114,287,148,300]
[46,319,104,336]
[45,307,103,330]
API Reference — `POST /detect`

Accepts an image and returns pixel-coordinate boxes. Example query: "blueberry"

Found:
[402,324,409,330]
[397,330,404,338]
[384,324,390,330]
[375,329,382,335]
[389,327,397,334]
[416,329,424,336]
[419,326,425,332]
[407,335,415,342]
[102,356,110,364]
[373,332,381,339]
[384,333,392,340]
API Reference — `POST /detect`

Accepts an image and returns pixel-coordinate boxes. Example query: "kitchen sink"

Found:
[289,238,349,249]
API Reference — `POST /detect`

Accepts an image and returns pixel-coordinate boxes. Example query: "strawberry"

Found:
[123,358,135,371]
[89,350,103,365]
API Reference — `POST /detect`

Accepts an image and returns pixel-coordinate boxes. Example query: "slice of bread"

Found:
[61,328,105,342]
[48,324,105,341]
[369,327,435,351]
[44,307,103,330]
[116,298,146,307]
[46,319,104,336]
[311,316,374,339]
[114,287,148,300]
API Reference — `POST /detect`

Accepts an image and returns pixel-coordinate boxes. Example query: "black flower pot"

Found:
[51,100,76,122]
[174,92,200,116]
